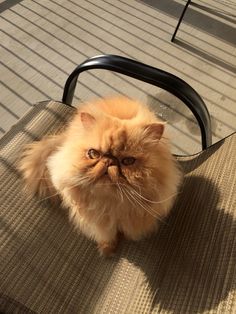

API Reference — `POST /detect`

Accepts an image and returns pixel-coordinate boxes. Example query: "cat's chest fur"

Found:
[63,183,139,219]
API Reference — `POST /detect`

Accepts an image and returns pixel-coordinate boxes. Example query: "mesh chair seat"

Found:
[1,101,235,313]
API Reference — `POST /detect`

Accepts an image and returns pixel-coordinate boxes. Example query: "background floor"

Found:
[0,0,235,154]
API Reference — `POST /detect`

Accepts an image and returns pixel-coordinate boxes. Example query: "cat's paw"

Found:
[97,241,118,257]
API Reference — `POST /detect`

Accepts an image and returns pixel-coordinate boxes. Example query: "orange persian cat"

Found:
[19,97,182,256]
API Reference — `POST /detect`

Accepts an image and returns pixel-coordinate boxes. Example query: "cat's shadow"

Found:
[114,175,235,312]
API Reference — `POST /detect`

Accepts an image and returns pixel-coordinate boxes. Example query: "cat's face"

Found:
[61,111,166,194]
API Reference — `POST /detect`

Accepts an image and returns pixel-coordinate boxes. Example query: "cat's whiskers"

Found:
[124,189,160,220]
[125,186,173,222]
[126,181,143,191]
[39,191,61,202]
[121,187,136,209]
[116,182,124,202]
[39,177,91,202]
[125,185,168,222]
[129,186,180,205]
[94,182,118,186]
[94,206,107,223]
[122,186,162,220]
[94,180,124,202]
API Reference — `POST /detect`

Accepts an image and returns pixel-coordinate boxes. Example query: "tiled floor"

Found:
[0,0,235,154]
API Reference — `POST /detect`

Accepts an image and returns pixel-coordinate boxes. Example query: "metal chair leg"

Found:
[171,0,192,42]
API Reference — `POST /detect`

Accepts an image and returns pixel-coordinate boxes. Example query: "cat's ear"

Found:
[80,112,96,129]
[143,123,165,140]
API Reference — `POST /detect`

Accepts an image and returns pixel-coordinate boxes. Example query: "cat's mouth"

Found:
[93,165,126,186]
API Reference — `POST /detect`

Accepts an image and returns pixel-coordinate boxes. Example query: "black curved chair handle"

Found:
[62,54,212,149]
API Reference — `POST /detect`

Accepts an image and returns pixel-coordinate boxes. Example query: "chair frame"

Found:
[62,54,212,150]
[171,0,192,42]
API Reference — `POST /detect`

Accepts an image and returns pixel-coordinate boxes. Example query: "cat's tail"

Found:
[18,135,64,203]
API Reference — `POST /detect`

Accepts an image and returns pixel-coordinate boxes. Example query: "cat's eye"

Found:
[121,157,136,166]
[87,149,101,159]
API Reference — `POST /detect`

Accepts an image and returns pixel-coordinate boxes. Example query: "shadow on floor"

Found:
[174,39,236,73]
[0,0,24,13]
[139,0,236,45]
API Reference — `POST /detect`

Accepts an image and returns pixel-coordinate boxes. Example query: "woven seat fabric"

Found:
[0,101,235,314]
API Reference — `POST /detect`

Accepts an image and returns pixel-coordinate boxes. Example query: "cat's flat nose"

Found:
[103,154,118,167]
[107,158,117,166]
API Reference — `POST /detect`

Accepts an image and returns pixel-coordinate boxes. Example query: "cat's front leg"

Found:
[97,238,118,257]
[93,224,119,257]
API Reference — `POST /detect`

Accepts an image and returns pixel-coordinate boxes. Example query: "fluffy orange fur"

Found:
[19,97,182,256]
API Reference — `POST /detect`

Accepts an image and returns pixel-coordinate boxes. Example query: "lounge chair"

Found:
[1,55,235,314]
